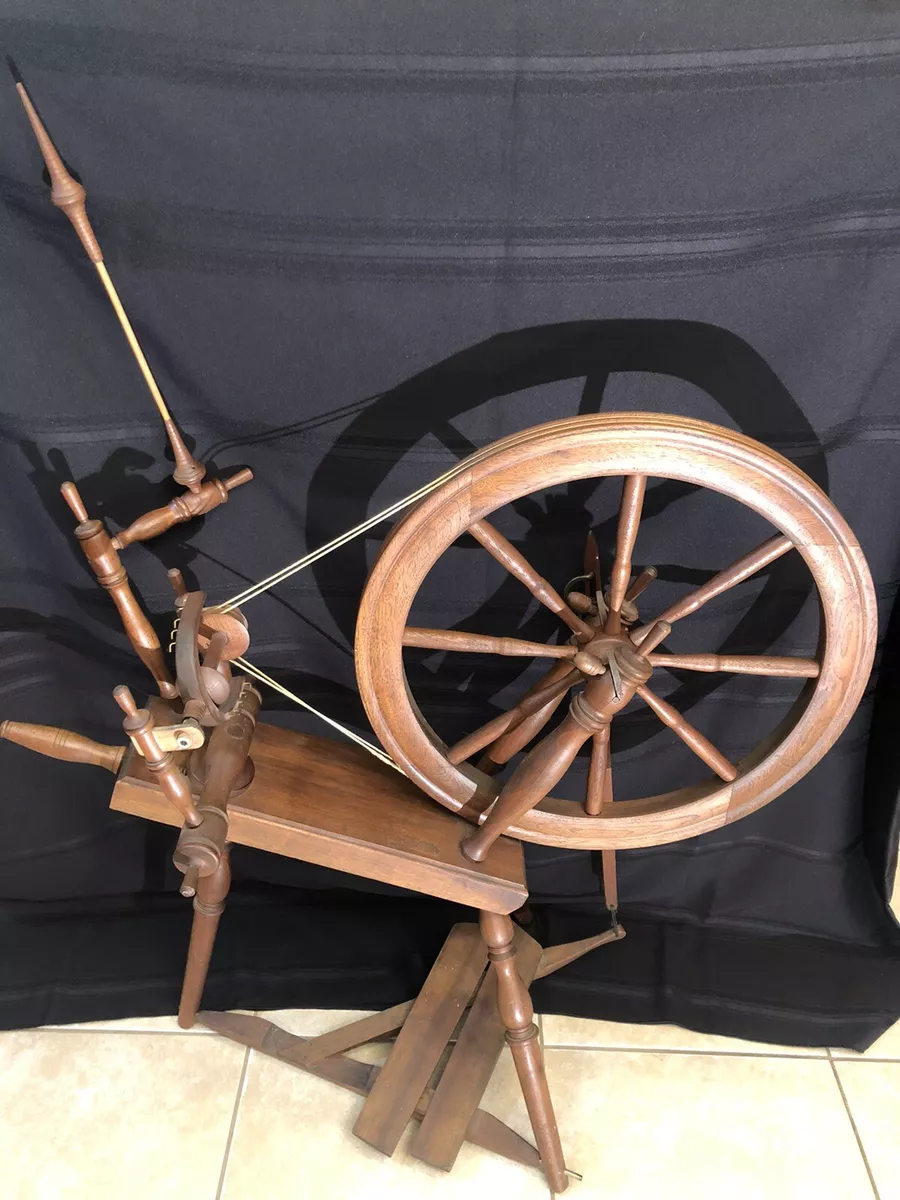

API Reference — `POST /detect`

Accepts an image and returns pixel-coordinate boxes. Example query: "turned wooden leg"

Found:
[479,910,568,1193]
[177,848,231,1029]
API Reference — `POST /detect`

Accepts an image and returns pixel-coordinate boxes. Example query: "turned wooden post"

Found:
[177,847,231,1028]
[174,685,260,1027]
[62,482,177,700]
[479,910,568,1194]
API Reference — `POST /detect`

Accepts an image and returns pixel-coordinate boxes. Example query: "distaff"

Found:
[13,77,205,493]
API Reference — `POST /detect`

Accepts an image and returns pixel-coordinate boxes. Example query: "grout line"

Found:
[827,1051,881,1200]
[215,1046,252,1200]
[540,1043,829,1059]
[38,1026,216,1036]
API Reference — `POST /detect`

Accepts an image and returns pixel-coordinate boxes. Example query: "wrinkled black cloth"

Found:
[1,3,899,1049]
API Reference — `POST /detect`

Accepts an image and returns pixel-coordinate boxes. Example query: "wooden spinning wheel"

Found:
[357,412,877,858]
[3,75,882,1195]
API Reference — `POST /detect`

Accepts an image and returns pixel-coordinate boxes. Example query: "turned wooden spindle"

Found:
[449,665,576,767]
[113,686,200,824]
[0,720,124,773]
[64,483,177,700]
[635,684,737,781]
[584,724,610,817]
[468,520,595,641]
[606,475,647,634]
[646,652,820,678]
[15,80,205,493]
[479,911,568,1193]
[402,628,576,659]
[111,469,254,550]
[632,534,793,643]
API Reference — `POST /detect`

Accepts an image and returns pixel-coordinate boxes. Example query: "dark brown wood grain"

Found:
[111,721,527,913]
[353,924,488,1155]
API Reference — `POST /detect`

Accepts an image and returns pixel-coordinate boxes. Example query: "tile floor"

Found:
[2,1002,898,1199]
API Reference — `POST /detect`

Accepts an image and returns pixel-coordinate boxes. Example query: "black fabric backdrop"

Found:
[2,4,900,1049]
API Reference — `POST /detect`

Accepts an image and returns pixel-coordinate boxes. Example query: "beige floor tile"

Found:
[0,1028,247,1200]
[547,1048,873,1199]
[541,1013,826,1056]
[221,1041,549,1199]
[43,1014,212,1033]
[256,1007,378,1037]
[42,1008,255,1034]
[833,1059,900,1200]
[831,1018,900,1060]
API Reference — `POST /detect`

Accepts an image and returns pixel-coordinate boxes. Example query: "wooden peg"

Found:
[0,720,124,773]
[572,650,606,676]
[60,480,88,523]
[634,619,671,656]
[110,470,254,550]
[167,568,187,598]
[625,566,657,603]
[113,686,200,825]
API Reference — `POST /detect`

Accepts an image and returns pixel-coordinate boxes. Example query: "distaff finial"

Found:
[14,81,103,263]
[11,70,206,492]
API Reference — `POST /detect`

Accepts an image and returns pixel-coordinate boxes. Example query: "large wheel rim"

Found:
[355,414,876,850]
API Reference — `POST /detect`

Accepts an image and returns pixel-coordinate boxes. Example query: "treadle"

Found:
[198,1010,543,1171]
[353,923,489,1154]
[199,919,627,1189]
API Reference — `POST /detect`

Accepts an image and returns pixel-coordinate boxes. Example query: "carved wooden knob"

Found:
[573,651,606,676]
[112,685,139,719]
[566,592,594,614]
[60,481,89,523]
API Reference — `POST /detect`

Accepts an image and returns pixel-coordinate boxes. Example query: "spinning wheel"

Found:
[357,413,876,857]
[3,77,881,1195]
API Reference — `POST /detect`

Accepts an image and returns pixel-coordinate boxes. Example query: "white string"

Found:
[234,656,402,772]
[215,461,471,613]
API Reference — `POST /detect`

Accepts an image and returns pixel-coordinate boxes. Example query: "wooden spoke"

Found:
[463,714,593,861]
[648,652,819,678]
[402,628,576,659]
[447,663,576,765]
[584,726,611,816]
[469,519,595,641]
[635,619,671,656]
[636,683,737,782]
[625,565,657,602]
[606,475,647,633]
[480,679,572,770]
[632,534,793,644]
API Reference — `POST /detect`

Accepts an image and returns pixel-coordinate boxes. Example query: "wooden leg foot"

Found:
[177,848,230,1028]
[480,910,568,1194]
